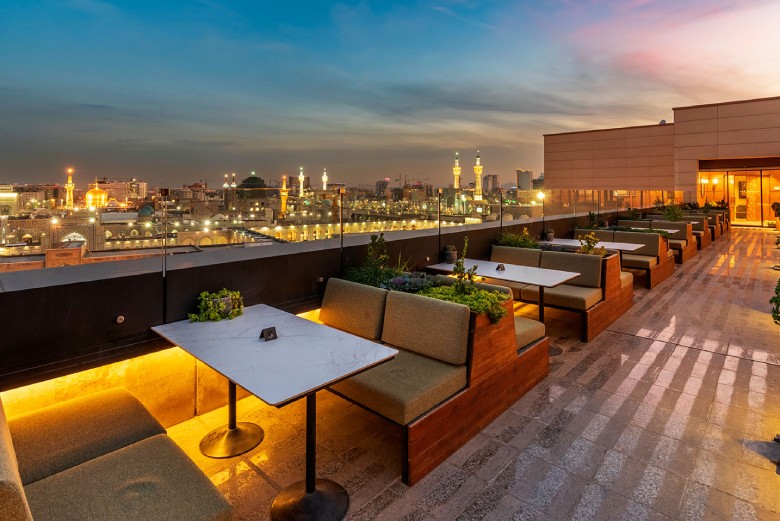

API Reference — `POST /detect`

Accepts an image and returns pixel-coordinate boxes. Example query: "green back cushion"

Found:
[540,251,602,288]
[382,292,470,365]
[319,278,389,340]
[614,231,660,257]
[491,246,541,267]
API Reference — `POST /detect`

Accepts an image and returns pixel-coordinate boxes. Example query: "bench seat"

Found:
[9,388,165,486]
[514,317,545,348]
[621,253,657,269]
[330,350,467,425]
[520,284,603,311]
[25,434,232,521]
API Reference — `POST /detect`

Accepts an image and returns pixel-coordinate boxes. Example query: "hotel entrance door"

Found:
[727,169,780,226]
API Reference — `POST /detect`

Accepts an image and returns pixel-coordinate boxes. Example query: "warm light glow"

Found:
[537,191,545,200]
[51,218,58,225]
[712,178,718,185]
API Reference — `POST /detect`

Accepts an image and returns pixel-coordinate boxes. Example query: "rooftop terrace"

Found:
[153,227,780,520]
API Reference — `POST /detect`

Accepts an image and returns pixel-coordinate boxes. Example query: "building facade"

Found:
[544,96,780,226]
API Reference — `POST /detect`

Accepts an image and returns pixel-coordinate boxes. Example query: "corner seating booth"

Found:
[574,229,675,289]
[489,246,633,342]
[619,219,697,264]
[300,277,549,485]
[1,388,232,521]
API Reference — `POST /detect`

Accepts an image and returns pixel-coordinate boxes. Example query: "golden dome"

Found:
[85,180,108,208]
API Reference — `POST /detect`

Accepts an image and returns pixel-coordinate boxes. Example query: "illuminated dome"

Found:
[85,180,108,208]
[138,205,155,218]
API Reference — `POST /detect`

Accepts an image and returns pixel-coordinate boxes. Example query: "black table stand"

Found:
[199,380,264,458]
[271,392,349,520]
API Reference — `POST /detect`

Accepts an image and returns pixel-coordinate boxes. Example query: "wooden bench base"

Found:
[694,230,712,250]
[645,254,675,288]
[404,336,549,484]
[672,241,698,264]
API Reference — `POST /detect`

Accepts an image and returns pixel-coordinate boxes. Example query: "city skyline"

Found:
[2,0,780,187]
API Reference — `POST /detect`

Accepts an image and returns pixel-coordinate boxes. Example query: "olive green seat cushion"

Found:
[520,284,603,311]
[574,229,613,242]
[540,251,602,289]
[668,239,687,250]
[620,271,634,288]
[621,253,657,269]
[330,350,467,425]
[319,278,389,340]
[8,388,165,486]
[514,317,545,348]
[490,246,542,267]
[24,434,233,521]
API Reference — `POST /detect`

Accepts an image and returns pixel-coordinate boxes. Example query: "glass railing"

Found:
[0,187,704,263]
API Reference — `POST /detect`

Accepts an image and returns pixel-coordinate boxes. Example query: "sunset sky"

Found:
[2,0,779,188]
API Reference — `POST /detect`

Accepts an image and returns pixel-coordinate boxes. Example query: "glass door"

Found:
[729,171,763,226]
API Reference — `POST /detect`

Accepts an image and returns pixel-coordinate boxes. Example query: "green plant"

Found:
[419,284,509,323]
[770,277,780,325]
[664,203,683,222]
[451,236,479,294]
[188,288,244,322]
[716,199,728,209]
[625,207,641,219]
[608,225,670,240]
[577,232,607,257]
[772,201,780,217]
[702,201,713,213]
[584,211,602,229]
[380,272,436,292]
[344,233,404,287]
[684,201,700,211]
[420,236,509,323]
[495,228,538,249]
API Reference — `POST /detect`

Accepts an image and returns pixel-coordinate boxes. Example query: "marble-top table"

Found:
[427,258,579,323]
[539,238,644,252]
[153,304,397,521]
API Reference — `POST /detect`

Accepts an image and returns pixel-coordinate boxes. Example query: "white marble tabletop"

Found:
[539,238,644,252]
[428,258,579,288]
[152,304,397,407]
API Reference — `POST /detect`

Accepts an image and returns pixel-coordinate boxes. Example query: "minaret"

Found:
[473,150,483,201]
[322,168,328,191]
[298,167,305,196]
[453,152,461,190]
[65,167,75,210]
[280,175,289,218]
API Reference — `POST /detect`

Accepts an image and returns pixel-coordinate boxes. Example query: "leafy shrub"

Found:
[664,203,683,222]
[771,277,780,325]
[381,272,436,292]
[344,233,403,287]
[608,225,670,240]
[624,207,641,219]
[577,232,607,257]
[495,228,538,249]
[188,289,244,322]
[419,284,509,323]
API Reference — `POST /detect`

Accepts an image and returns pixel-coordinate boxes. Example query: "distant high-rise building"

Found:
[452,152,461,190]
[532,173,544,190]
[473,151,483,201]
[375,178,390,197]
[482,174,499,193]
[516,169,533,190]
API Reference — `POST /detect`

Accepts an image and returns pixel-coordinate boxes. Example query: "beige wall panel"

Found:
[717,128,780,146]
[717,98,780,118]
[591,148,625,160]
[591,138,629,150]
[718,142,780,158]
[649,155,674,167]
[592,178,627,189]
[649,134,675,147]
[674,119,718,135]
[544,150,593,161]
[627,178,652,189]
[626,137,651,148]
[675,145,718,160]
[626,146,651,158]
[624,166,651,177]
[625,126,651,138]
[626,156,650,168]
[674,105,718,122]
[674,132,718,147]
[718,113,780,131]
[650,125,675,137]
[593,158,626,169]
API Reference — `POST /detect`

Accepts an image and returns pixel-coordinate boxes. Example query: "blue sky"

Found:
[2,0,779,188]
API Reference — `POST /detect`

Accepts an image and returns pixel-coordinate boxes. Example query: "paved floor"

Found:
[168,227,780,520]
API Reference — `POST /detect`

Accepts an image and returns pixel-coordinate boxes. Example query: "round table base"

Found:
[199,422,264,458]
[271,479,349,521]
[549,346,563,356]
